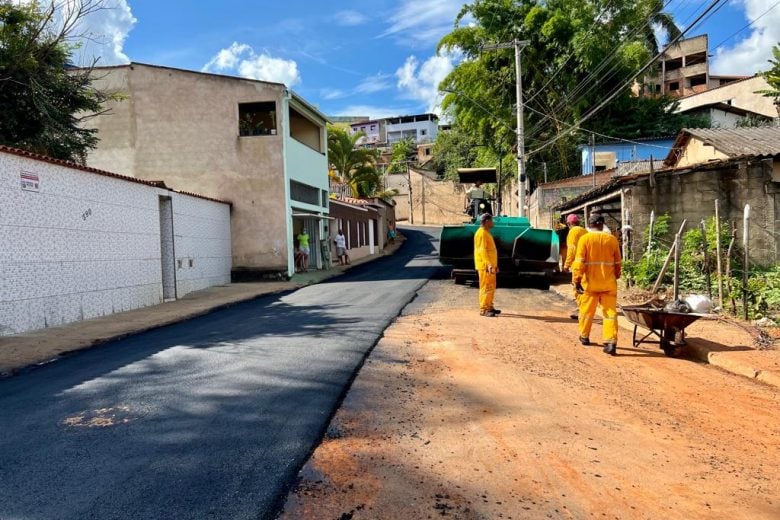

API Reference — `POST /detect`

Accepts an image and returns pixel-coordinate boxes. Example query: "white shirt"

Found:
[467,186,487,199]
[335,234,346,248]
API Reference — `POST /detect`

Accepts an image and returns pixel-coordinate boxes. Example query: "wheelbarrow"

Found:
[621,304,707,357]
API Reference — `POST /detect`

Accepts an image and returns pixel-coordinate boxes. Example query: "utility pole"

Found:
[407,163,414,225]
[543,162,548,184]
[482,39,530,218]
[421,175,426,224]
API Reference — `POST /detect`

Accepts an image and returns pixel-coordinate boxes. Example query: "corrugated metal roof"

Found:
[682,127,780,158]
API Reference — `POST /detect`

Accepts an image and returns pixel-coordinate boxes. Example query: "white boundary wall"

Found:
[0,149,231,335]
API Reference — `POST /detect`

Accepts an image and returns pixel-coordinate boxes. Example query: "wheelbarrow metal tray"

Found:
[621,305,706,331]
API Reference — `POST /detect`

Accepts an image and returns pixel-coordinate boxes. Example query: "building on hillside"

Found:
[675,75,779,119]
[636,35,749,98]
[385,114,439,145]
[579,136,675,175]
[417,142,434,166]
[84,63,330,280]
[350,119,385,146]
[0,146,232,335]
[554,127,780,266]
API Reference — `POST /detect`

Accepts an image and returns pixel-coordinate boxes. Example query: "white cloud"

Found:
[355,73,393,94]
[320,88,347,100]
[17,0,136,65]
[333,105,416,120]
[334,10,368,27]
[380,0,464,47]
[711,0,780,75]
[203,42,301,86]
[395,54,455,114]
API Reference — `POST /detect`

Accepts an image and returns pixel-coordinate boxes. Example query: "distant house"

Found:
[579,137,675,175]
[675,75,779,119]
[385,113,439,145]
[349,119,385,146]
[84,63,330,280]
[677,102,773,129]
[555,127,780,266]
[328,197,396,263]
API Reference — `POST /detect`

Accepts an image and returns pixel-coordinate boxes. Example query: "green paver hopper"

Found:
[439,168,559,284]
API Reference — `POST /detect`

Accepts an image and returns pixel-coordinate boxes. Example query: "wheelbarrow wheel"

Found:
[660,339,682,357]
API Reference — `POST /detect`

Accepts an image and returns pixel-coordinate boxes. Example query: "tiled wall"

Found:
[0,151,231,335]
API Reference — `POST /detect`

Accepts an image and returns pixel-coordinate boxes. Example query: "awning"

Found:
[457,167,497,184]
[291,212,336,220]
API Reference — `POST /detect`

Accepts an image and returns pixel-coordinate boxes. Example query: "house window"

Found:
[421,129,427,136]
[669,81,680,91]
[238,102,277,136]
[290,180,320,205]
[371,125,376,130]
[425,148,431,156]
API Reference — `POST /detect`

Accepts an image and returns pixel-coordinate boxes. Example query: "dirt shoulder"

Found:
[280,281,780,519]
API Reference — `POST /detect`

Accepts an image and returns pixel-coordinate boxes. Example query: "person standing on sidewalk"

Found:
[297,229,310,272]
[334,229,349,265]
[474,213,500,317]
[563,213,588,320]
[571,214,621,355]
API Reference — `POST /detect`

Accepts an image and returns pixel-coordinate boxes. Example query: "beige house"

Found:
[85,63,330,279]
[675,75,779,119]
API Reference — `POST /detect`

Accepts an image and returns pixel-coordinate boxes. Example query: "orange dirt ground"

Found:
[280,281,780,520]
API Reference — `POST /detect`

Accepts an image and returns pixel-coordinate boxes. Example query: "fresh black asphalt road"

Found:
[0,227,443,520]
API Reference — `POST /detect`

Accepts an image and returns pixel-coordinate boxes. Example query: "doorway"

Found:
[159,196,176,300]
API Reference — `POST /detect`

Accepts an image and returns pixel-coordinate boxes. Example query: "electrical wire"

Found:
[527,0,729,159]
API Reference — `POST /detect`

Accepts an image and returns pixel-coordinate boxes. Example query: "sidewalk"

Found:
[0,238,405,377]
[550,281,780,389]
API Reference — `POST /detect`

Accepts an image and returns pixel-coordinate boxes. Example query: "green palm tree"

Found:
[327,125,382,198]
[640,0,682,56]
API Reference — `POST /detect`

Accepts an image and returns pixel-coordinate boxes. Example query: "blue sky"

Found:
[67,0,780,120]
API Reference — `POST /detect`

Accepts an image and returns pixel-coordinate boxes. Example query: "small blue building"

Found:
[579,136,675,175]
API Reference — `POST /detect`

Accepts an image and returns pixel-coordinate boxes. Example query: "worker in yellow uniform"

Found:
[563,213,588,320]
[571,214,621,355]
[474,213,500,317]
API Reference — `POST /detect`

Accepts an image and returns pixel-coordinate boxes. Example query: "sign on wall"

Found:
[20,171,40,192]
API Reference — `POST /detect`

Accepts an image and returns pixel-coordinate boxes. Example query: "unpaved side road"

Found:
[280,280,780,519]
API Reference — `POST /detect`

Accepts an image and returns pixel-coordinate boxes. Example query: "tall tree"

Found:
[437,0,687,182]
[0,0,112,163]
[387,137,417,174]
[327,125,381,198]
[757,43,780,116]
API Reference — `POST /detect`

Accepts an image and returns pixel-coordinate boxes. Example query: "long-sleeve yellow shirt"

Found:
[474,227,498,271]
[572,231,622,293]
[564,226,588,270]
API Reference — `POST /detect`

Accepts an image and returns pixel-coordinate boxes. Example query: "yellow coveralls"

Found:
[564,225,588,303]
[474,227,498,313]
[571,231,622,344]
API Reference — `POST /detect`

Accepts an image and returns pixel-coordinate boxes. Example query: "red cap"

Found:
[566,214,580,224]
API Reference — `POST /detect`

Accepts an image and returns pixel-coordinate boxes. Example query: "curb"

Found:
[549,283,780,389]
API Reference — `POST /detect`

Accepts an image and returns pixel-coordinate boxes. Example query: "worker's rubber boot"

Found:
[579,336,590,346]
[482,310,497,317]
[569,309,578,320]
[490,308,501,315]
[603,343,617,356]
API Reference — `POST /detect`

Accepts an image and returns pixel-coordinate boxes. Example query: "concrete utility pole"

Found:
[482,39,530,218]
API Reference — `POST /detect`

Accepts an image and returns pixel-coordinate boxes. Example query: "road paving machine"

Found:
[438,167,559,286]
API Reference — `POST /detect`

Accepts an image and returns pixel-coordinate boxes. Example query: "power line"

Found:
[527,0,729,159]
[710,0,780,52]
